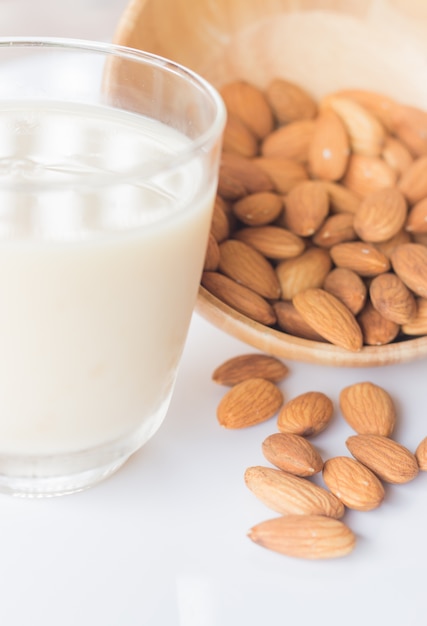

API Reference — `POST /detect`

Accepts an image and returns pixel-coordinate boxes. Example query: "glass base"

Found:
[0,402,170,498]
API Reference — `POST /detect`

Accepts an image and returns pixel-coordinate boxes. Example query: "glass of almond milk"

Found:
[0,38,225,496]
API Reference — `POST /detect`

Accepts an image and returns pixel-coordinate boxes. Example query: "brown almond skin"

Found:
[330,242,390,277]
[262,433,324,476]
[217,378,283,429]
[342,154,397,198]
[369,272,417,324]
[212,354,289,387]
[293,288,363,352]
[244,466,344,518]
[323,268,367,315]
[415,437,427,470]
[353,187,408,243]
[357,301,400,346]
[339,381,396,436]
[398,155,427,204]
[277,390,333,437]
[391,242,427,298]
[218,239,281,300]
[276,248,332,301]
[261,119,315,162]
[201,272,277,326]
[218,152,274,201]
[406,197,427,234]
[402,298,427,335]
[266,78,317,124]
[233,191,283,226]
[312,212,356,249]
[273,301,326,342]
[253,157,308,194]
[248,515,356,560]
[222,112,259,158]
[235,225,305,260]
[220,80,274,140]
[308,108,350,181]
[322,456,385,511]
[283,180,330,237]
[346,434,419,484]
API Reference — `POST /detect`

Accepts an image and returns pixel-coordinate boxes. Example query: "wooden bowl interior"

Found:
[114,0,427,366]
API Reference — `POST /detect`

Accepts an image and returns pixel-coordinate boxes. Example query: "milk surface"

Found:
[0,101,215,455]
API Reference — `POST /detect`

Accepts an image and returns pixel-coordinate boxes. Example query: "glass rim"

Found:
[0,36,227,185]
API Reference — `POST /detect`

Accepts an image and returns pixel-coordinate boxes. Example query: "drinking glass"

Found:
[0,37,225,496]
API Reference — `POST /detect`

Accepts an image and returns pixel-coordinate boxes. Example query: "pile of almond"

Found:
[202,78,427,351]
[213,353,427,559]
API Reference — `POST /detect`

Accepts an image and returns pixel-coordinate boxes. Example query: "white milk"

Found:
[0,101,215,456]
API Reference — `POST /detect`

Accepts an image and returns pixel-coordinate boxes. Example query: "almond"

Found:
[265,78,317,124]
[217,378,283,429]
[261,119,315,162]
[203,233,220,271]
[323,181,360,214]
[273,301,326,342]
[283,180,330,237]
[220,80,274,140]
[308,108,350,181]
[312,212,356,248]
[398,155,427,204]
[381,136,413,175]
[402,298,427,335]
[253,157,308,194]
[235,225,305,260]
[276,248,332,300]
[353,187,407,243]
[346,434,419,484]
[342,154,397,198]
[369,272,417,324]
[357,301,400,346]
[212,353,289,386]
[391,242,427,298]
[201,271,277,326]
[329,89,396,130]
[330,241,390,276]
[405,197,427,234]
[244,466,344,518]
[277,390,333,437]
[248,515,356,560]
[210,195,232,242]
[292,288,363,351]
[322,456,385,511]
[391,103,427,156]
[218,239,281,299]
[339,381,396,436]
[323,268,367,315]
[232,191,283,226]
[218,152,274,200]
[415,436,427,470]
[322,95,386,156]
[375,229,412,259]
[222,112,259,158]
[262,433,324,476]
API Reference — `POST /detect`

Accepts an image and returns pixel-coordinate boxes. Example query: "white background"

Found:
[0,2,426,625]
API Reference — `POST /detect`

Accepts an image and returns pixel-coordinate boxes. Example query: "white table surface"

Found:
[0,2,426,625]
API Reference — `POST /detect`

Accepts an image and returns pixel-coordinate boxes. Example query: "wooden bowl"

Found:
[114,0,427,367]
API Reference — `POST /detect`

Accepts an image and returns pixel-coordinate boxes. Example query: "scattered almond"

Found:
[217,378,283,429]
[339,381,396,436]
[277,390,333,437]
[322,456,385,511]
[248,515,356,560]
[244,465,344,518]
[346,434,419,484]
[415,437,427,470]
[262,433,324,477]
[212,353,289,386]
